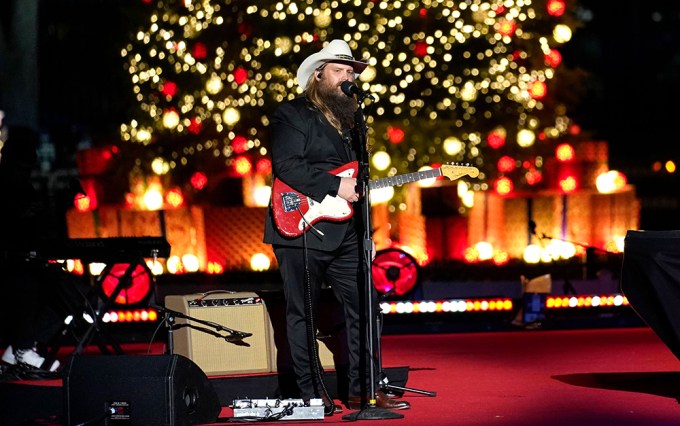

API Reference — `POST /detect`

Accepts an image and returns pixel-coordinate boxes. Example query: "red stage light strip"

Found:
[379,298,514,315]
[545,294,629,309]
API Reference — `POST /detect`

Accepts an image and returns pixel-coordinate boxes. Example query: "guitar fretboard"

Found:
[368,168,443,189]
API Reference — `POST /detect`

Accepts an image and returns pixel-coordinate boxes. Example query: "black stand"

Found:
[45,259,152,362]
[72,261,147,355]
[342,91,404,421]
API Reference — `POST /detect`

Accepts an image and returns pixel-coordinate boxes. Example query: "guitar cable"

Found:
[301,221,335,416]
[296,206,325,237]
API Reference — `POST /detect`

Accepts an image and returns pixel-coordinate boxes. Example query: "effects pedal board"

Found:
[232,398,325,421]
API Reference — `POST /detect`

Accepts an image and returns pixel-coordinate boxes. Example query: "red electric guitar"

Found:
[272,161,479,238]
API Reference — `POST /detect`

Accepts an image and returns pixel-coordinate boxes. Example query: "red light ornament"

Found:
[547,0,566,17]
[529,80,547,99]
[161,81,177,97]
[497,156,516,173]
[487,129,506,149]
[556,143,575,162]
[545,49,562,67]
[74,194,91,212]
[165,188,184,208]
[192,42,207,60]
[256,158,272,174]
[497,19,516,37]
[232,135,249,153]
[233,67,248,85]
[387,126,405,144]
[413,41,429,57]
[559,175,578,193]
[234,156,252,176]
[495,176,514,195]
[190,171,208,190]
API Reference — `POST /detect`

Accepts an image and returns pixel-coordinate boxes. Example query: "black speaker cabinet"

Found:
[622,230,680,361]
[62,354,220,426]
[165,292,274,375]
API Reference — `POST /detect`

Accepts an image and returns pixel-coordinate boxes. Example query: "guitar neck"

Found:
[368,168,443,190]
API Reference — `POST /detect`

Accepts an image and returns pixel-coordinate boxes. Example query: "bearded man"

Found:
[263,39,410,415]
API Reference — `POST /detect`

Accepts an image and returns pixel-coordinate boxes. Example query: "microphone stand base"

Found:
[342,406,405,421]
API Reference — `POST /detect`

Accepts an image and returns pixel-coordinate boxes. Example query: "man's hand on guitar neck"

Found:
[338,177,361,203]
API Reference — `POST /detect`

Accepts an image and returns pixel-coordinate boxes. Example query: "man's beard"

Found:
[320,82,356,129]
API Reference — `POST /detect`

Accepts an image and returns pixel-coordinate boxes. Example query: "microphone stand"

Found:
[529,220,618,295]
[342,91,403,421]
[151,304,253,355]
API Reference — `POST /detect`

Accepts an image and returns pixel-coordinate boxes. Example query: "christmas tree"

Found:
[116,0,586,212]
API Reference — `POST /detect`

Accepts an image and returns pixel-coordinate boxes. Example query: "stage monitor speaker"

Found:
[165,292,274,375]
[621,230,680,362]
[62,354,220,426]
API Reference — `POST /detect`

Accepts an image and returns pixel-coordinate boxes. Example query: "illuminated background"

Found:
[0,0,678,324]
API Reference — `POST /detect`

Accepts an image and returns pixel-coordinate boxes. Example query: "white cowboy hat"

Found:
[296,39,368,90]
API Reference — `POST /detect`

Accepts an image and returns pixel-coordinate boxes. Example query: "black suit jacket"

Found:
[263,96,364,251]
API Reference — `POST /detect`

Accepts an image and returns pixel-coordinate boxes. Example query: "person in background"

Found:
[0,126,60,373]
[263,39,410,414]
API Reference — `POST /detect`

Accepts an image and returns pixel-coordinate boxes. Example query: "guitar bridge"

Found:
[281,192,302,212]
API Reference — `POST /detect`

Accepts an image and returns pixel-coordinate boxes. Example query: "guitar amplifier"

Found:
[165,292,275,376]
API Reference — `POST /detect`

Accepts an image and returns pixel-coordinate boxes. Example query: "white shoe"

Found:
[1,345,16,364]
[4,346,60,372]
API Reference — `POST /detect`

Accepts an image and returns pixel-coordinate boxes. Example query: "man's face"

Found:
[316,63,356,95]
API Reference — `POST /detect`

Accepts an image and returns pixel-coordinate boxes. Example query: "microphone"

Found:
[340,81,374,100]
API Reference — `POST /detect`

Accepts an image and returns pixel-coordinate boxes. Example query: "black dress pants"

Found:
[274,229,374,400]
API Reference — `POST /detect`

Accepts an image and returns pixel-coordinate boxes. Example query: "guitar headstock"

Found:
[440,163,480,181]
